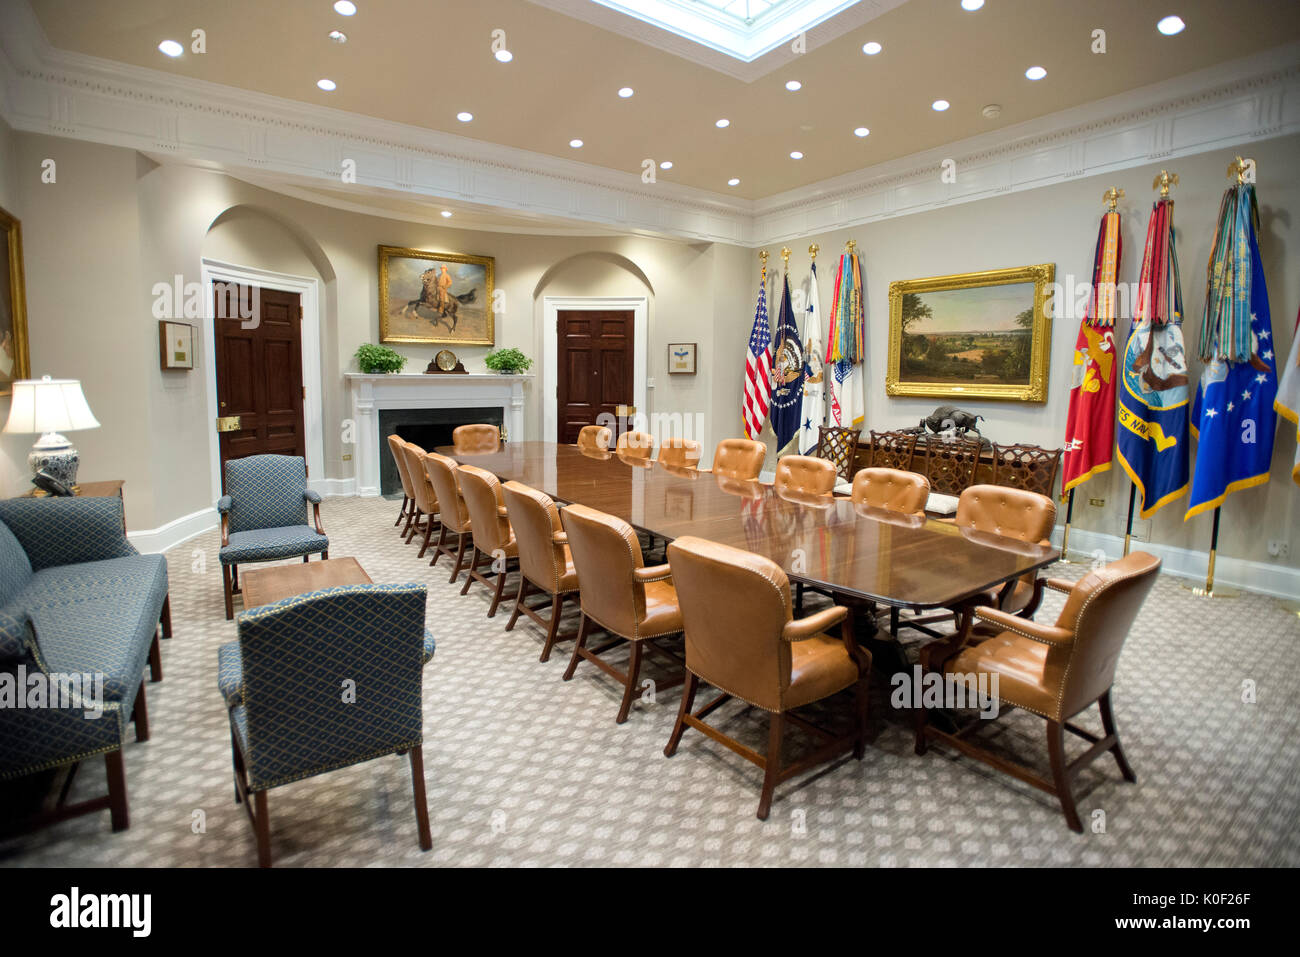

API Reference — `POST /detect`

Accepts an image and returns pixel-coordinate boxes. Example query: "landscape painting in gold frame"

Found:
[886,263,1054,403]
[378,245,495,347]
[0,205,31,397]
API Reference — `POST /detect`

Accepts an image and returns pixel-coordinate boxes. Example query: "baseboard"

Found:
[1051,525,1300,601]
[127,507,218,555]
[310,476,356,497]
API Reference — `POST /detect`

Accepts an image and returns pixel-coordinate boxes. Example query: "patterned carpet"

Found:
[2,495,1297,867]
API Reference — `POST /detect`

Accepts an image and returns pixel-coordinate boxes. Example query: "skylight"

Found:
[589,0,864,62]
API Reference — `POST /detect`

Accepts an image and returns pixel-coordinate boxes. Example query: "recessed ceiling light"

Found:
[569,138,584,148]
[456,111,473,122]
[317,78,337,91]
[495,49,513,63]
[158,40,183,58]
[785,80,802,92]
[728,178,740,186]
[328,29,347,43]
[1157,15,1186,35]
[333,1,357,15]
[440,210,452,218]
[618,87,634,98]
[660,161,673,170]
[854,127,870,137]
[790,151,804,159]
[1024,65,1047,81]
[862,41,882,55]
[716,118,730,128]
[961,0,984,10]
[932,99,950,111]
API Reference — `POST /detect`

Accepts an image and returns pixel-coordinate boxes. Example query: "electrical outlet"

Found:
[1088,498,1105,508]
[1130,519,1152,542]
[1268,539,1290,558]
[342,453,352,462]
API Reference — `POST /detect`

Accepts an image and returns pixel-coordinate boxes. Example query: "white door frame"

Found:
[542,296,648,443]
[199,258,325,502]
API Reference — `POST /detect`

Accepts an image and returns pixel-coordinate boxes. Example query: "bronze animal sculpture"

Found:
[920,405,984,436]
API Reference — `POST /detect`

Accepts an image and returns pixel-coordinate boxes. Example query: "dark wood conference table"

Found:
[441,442,1059,611]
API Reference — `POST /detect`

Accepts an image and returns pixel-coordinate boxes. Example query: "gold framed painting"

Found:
[378,245,495,346]
[0,205,31,397]
[886,263,1054,403]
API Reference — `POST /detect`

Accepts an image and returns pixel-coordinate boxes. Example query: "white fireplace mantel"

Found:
[346,372,531,497]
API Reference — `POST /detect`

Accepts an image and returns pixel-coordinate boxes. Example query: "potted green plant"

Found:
[355,344,407,374]
[484,348,534,374]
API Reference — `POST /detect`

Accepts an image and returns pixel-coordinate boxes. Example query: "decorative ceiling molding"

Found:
[1,1,1297,249]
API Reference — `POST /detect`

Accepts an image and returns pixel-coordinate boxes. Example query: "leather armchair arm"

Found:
[632,563,672,584]
[551,531,568,546]
[1044,577,1074,594]
[973,605,1073,645]
[781,605,848,642]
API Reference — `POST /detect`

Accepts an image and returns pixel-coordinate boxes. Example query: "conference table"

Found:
[441,443,1059,619]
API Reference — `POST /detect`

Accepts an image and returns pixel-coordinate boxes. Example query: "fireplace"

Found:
[379,407,503,495]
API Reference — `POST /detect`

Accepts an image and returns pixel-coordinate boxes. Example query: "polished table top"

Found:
[441,442,1058,609]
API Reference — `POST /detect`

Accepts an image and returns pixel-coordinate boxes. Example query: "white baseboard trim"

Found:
[1051,525,1300,601]
[127,507,218,555]
[310,476,357,497]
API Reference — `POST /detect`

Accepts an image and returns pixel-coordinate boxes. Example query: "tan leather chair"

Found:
[455,464,519,617]
[399,442,441,558]
[576,425,612,452]
[422,451,474,583]
[915,551,1161,832]
[773,454,837,498]
[664,536,871,820]
[956,484,1057,617]
[850,467,929,516]
[500,482,581,661]
[615,430,655,460]
[559,503,684,724]
[658,438,702,469]
[710,438,766,480]
[452,423,501,455]
[387,434,418,537]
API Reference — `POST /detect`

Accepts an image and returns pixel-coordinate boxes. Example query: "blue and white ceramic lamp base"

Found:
[28,432,81,487]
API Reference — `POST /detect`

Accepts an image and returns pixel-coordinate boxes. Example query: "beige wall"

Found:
[0,118,29,495]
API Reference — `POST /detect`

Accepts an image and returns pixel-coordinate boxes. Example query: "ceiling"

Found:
[26,0,1300,200]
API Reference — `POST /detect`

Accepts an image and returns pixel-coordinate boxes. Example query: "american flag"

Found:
[742,277,773,439]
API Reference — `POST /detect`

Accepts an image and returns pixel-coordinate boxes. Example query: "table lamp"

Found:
[3,376,101,488]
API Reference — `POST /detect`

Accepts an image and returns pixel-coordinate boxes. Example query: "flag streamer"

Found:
[824,243,865,429]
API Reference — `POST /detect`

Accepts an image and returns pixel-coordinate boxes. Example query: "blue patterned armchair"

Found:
[218,454,328,619]
[216,582,437,866]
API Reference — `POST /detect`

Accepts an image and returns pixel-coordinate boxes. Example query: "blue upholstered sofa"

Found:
[0,495,171,832]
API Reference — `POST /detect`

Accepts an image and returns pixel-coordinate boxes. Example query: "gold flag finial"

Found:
[780,246,791,265]
[846,239,857,252]
[1227,156,1252,185]
[809,243,819,261]
[1103,186,1124,210]
[1152,170,1178,197]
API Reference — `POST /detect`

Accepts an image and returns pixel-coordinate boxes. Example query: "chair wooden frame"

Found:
[563,613,686,724]
[816,426,862,483]
[868,430,918,472]
[506,578,580,663]
[991,442,1064,497]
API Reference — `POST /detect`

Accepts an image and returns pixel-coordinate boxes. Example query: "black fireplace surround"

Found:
[379,407,503,496]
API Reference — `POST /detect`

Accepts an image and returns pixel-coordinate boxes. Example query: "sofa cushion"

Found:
[0,606,31,661]
[220,526,328,565]
[0,497,135,571]
[24,555,169,611]
[0,519,33,609]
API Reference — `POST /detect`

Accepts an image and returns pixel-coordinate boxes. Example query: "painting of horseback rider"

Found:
[378,245,495,346]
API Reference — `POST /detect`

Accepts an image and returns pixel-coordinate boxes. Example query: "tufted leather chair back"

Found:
[659,438,702,469]
[423,451,471,533]
[712,438,766,480]
[616,430,655,459]
[456,464,514,555]
[501,481,568,592]
[452,424,501,455]
[851,467,929,514]
[955,484,1056,545]
[774,455,837,498]
[576,425,612,452]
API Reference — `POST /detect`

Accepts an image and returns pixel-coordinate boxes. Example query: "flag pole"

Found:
[1123,483,1136,557]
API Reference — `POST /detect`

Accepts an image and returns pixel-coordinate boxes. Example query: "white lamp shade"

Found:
[3,377,101,435]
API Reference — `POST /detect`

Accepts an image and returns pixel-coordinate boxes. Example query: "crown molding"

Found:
[1,0,1297,249]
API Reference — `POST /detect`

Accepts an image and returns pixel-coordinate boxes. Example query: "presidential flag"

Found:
[1273,305,1300,487]
[1116,196,1191,518]
[742,266,774,440]
[1062,208,1122,493]
[826,246,865,429]
[798,262,827,455]
[770,269,806,454]
[1186,183,1277,519]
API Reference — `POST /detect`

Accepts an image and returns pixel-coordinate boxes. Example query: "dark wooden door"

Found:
[556,310,633,443]
[213,283,306,484]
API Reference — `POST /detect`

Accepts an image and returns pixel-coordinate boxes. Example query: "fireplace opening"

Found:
[379,407,504,496]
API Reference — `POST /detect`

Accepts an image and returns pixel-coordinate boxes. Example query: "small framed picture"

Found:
[667,342,697,375]
[159,320,195,370]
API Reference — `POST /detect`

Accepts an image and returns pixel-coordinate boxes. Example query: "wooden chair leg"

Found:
[405,510,422,543]
[409,746,433,852]
[417,516,435,558]
[429,524,448,568]
[506,577,528,631]
[450,533,470,584]
[460,547,480,595]
[539,593,563,662]
[161,594,173,638]
[562,614,591,681]
[105,749,129,832]
[664,671,699,756]
[1047,720,1083,833]
[254,790,272,867]
[1098,690,1136,783]
[222,563,234,619]
[321,549,328,560]
[132,682,150,743]
[148,633,163,682]
[487,562,508,618]
[757,712,785,821]
[231,729,245,804]
[616,640,644,724]
[396,495,409,527]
